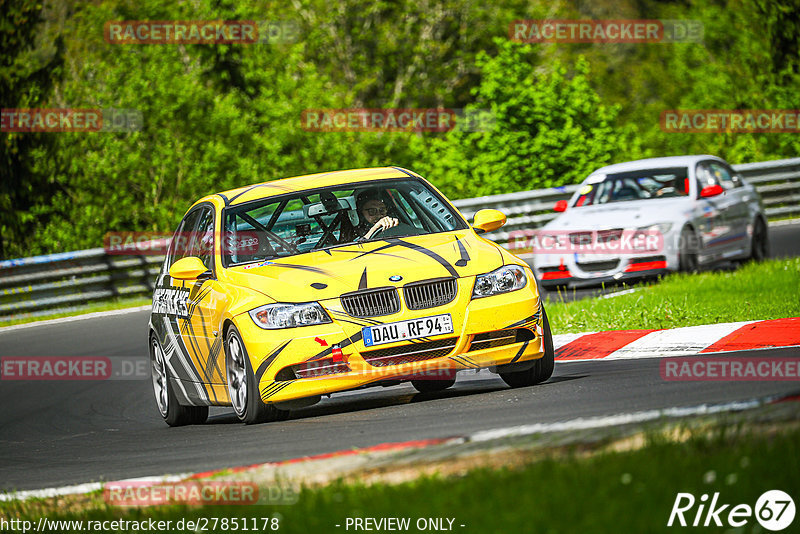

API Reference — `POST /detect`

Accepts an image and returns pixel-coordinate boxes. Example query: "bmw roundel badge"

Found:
[389,275,403,282]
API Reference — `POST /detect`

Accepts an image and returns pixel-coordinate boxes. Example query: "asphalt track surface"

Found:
[1,222,799,492]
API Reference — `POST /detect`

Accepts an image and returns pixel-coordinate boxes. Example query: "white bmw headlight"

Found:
[637,223,673,234]
[472,265,528,299]
[249,302,332,329]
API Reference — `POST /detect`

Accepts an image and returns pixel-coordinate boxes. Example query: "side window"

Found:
[408,186,458,231]
[709,162,740,190]
[719,162,743,188]
[166,209,202,269]
[193,208,215,272]
[695,162,722,197]
[391,189,424,230]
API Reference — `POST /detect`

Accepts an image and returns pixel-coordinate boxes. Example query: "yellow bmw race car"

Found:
[149,167,553,425]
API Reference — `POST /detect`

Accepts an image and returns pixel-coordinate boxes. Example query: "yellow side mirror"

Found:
[472,209,507,234]
[169,257,211,280]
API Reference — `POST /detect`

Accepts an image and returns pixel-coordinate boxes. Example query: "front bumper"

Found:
[236,277,544,403]
[538,267,669,289]
[535,254,671,289]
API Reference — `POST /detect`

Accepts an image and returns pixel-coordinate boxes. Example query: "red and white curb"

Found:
[554,317,800,361]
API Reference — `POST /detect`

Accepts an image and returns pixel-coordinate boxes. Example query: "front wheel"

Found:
[678,226,700,273]
[150,335,208,427]
[749,218,769,261]
[499,306,555,388]
[226,326,287,425]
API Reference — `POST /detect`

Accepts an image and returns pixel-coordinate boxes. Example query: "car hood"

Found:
[543,198,690,230]
[223,230,504,302]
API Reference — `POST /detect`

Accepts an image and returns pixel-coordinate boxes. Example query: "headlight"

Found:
[472,265,527,299]
[637,223,673,234]
[249,302,332,330]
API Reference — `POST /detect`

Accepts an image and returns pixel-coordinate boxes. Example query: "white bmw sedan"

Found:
[531,155,769,289]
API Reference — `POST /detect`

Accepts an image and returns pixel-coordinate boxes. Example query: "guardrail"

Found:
[2,157,799,322]
[452,157,800,247]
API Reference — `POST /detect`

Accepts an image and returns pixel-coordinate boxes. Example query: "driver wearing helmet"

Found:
[340,189,402,242]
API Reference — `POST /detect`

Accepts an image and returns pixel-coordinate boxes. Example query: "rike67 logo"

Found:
[668,490,795,531]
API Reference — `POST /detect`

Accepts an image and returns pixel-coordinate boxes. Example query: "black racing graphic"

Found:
[307,330,364,362]
[396,238,460,276]
[329,316,370,329]
[449,354,480,369]
[266,262,353,289]
[351,239,410,260]
[227,182,295,204]
[508,339,531,364]
[154,281,216,396]
[179,319,214,386]
[158,326,192,405]
[254,340,292,383]
[327,247,408,261]
[358,267,368,290]
[329,309,384,328]
[455,236,471,267]
[177,284,221,401]
[187,284,212,317]
[204,333,224,386]
[391,166,421,179]
[353,238,459,277]
[163,316,211,404]
[261,380,296,401]
[268,262,329,275]
[503,306,541,330]
[311,282,328,290]
[152,287,190,318]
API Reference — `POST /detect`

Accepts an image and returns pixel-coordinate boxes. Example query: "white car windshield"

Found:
[573,167,690,207]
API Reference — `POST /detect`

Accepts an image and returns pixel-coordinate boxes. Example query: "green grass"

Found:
[547,257,800,332]
[2,422,798,533]
[0,297,151,327]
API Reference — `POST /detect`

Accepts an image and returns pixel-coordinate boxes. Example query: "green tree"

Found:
[0,0,64,259]
[412,41,635,198]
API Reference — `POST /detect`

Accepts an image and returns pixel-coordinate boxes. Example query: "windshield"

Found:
[572,167,690,207]
[222,178,467,266]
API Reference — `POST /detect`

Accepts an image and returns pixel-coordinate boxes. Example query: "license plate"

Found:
[362,314,454,347]
[575,253,619,263]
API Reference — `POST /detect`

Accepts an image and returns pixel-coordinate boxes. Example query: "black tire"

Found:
[411,378,456,393]
[678,226,699,273]
[150,335,208,427]
[225,326,287,425]
[189,405,209,425]
[499,306,555,388]
[749,218,769,261]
